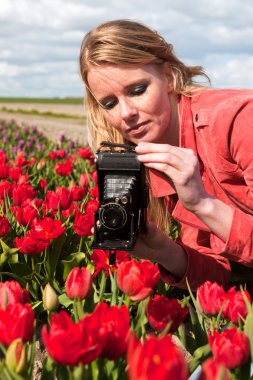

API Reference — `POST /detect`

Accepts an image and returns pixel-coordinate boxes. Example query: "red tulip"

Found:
[117,259,160,301]
[0,180,12,199]
[90,170,97,183]
[5,338,27,374]
[197,281,226,315]
[32,217,65,240]
[0,164,9,179]
[91,249,130,277]
[70,185,85,201]
[8,167,23,182]
[65,267,92,300]
[14,232,50,255]
[78,147,92,160]
[55,149,67,158]
[12,183,36,205]
[0,303,34,346]
[79,173,89,187]
[208,326,250,369]
[73,210,93,236]
[0,281,29,309]
[147,295,188,332]
[48,151,58,161]
[42,309,106,366]
[11,204,38,227]
[84,199,99,214]
[54,159,73,177]
[97,302,130,360]
[88,185,99,199]
[198,358,230,380]
[46,187,73,210]
[15,154,29,167]
[39,178,47,192]
[0,215,10,237]
[127,333,188,380]
[221,287,251,324]
[0,151,8,164]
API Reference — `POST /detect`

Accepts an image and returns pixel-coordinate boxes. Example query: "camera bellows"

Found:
[91,143,148,251]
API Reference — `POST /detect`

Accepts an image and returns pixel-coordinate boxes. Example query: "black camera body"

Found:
[91,142,148,251]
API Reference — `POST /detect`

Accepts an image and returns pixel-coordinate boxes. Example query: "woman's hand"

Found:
[135,142,208,213]
[132,222,188,279]
[136,142,234,242]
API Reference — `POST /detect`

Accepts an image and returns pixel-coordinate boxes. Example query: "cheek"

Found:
[101,110,118,127]
[150,93,170,121]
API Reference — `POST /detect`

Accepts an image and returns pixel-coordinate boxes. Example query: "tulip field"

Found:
[1,119,253,380]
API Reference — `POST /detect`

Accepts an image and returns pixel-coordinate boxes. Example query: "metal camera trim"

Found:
[99,202,128,230]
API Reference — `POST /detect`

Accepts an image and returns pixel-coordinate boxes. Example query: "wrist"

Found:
[190,196,233,241]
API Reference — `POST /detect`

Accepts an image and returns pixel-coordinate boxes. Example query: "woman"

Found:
[79,19,253,291]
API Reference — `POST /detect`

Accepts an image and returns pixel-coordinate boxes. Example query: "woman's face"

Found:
[87,64,178,145]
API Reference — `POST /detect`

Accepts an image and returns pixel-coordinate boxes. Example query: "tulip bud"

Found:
[42,283,59,311]
[69,179,76,190]
[37,158,46,170]
[5,338,27,374]
[66,267,92,300]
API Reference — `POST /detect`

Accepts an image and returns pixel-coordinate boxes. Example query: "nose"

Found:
[119,98,138,121]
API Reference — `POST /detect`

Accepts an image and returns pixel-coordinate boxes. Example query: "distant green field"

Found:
[0,106,85,119]
[0,97,83,104]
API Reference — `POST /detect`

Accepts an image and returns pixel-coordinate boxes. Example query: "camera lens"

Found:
[99,203,127,230]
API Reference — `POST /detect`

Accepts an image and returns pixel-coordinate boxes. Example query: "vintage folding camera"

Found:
[91,141,148,251]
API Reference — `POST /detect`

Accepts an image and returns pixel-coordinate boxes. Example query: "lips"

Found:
[127,121,150,136]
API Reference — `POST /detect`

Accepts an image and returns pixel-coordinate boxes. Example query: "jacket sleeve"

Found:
[159,224,231,291]
[212,99,253,266]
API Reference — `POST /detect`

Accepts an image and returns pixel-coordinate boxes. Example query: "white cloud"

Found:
[207,55,253,89]
[0,0,252,97]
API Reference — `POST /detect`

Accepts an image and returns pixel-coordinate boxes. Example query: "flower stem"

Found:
[78,236,83,252]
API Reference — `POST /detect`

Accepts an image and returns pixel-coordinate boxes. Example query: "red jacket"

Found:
[149,89,253,290]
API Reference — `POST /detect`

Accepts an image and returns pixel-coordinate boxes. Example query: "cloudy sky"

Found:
[1,0,253,98]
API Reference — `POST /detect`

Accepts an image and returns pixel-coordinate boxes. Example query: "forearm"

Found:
[157,241,188,279]
[133,224,188,279]
[192,196,234,242]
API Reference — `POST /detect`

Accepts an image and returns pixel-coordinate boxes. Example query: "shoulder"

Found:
[191,88,253,108]
[189,89,253,164]
[190,88,253,129]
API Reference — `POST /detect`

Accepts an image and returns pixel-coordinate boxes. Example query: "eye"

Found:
[101,98,118,110]
[129,84,148,96]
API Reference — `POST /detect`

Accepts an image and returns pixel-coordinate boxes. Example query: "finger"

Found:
[137,152,186,171]
[136,142,175,154]
[136,142,195,159]
[142,162,180,181]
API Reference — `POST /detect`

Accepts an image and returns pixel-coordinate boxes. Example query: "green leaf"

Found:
[60,251,86,281]
[0,272,27,287]
[188,343,211,374]
[241,287,253,363]
[55,365,69,380]
[231,359,251,380]
[189,305,208,347]
[9,262,32,277]
[58,293,73,308]
[41,356,56,380]
[0,239,19,256]
[244,312,253,362]
[47,234,66,280]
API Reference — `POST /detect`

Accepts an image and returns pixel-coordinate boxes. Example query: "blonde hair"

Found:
[79,19,210,233]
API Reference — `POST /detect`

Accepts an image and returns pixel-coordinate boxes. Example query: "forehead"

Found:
[87,64,163,95]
